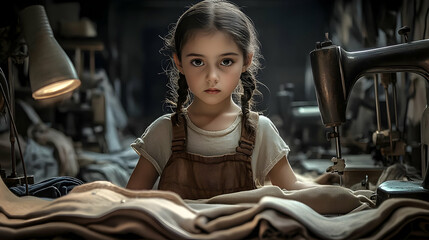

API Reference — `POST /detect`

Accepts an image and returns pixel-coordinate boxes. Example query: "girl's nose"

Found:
[206,66,219,85]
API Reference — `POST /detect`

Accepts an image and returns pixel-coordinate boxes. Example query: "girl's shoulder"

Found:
[142,113,173,136]
[254,114,278,132]
[249,112,272,126]
[257,114,271,123]
[150,113,173,126]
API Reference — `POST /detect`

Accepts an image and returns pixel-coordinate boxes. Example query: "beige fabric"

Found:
[186,185,375,215]
[131,112,289,186]
[1,180,428,239]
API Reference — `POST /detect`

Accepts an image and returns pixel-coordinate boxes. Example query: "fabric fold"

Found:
[1,180,428,240]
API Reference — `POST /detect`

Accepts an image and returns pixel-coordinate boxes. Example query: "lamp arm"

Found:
[0,66,9,113]
[0,67,29,195]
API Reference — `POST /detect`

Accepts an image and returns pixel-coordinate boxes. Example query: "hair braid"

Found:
[240,70,257,134]
[175,73,189,123]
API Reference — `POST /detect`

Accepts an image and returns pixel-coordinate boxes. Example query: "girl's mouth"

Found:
[204,88,220,94]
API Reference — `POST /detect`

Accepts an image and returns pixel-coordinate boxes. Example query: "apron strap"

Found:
[171,113,187,152]
[236,112,259,157]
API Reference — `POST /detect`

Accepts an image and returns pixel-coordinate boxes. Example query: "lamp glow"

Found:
[32,79,81,99]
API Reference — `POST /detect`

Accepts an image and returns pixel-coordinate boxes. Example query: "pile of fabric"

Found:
[1,180,428,239]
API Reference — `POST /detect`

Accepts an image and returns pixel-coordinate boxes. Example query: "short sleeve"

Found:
[251,115,290,186]
[130,114,173,175]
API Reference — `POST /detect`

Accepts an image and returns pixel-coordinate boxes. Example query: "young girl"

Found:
[126,0,318,199]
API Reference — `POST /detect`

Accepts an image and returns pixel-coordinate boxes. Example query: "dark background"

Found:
[39,0,333,135]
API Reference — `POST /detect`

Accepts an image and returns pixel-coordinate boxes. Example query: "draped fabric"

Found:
[1,180,428,239]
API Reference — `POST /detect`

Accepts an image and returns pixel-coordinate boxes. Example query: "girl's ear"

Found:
[173,53,184,73]
[242,52,254,72]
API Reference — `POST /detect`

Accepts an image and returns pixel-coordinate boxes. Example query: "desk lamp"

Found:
[0,5,81,194]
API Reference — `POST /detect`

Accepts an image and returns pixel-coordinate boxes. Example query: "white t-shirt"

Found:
[131,112,290,186]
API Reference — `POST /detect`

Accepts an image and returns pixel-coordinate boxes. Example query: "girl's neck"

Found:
[186,97,241,131]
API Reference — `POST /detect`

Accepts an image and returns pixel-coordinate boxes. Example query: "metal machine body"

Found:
[309,36,429,205]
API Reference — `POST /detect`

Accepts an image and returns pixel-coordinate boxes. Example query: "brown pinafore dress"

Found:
[158,113,258,200]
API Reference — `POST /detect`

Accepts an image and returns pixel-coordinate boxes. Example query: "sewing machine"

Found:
[309,34,429,205]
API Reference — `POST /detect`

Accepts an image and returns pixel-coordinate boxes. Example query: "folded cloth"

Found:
[1,180,428,240]
[186,185,375,215]
[8,176,84,198]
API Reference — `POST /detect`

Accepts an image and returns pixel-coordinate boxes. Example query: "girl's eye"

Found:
[220,59,233,66]
[191,59,204,67]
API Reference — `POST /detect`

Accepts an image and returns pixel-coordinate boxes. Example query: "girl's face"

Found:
[174,30,251,107]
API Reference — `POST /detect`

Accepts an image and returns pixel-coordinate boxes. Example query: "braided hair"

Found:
[162,0,262,130]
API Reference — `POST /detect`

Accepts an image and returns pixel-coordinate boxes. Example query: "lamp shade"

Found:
[18,5,81,100]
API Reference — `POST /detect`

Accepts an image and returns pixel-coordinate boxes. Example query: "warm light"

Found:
[32,79,81,100]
